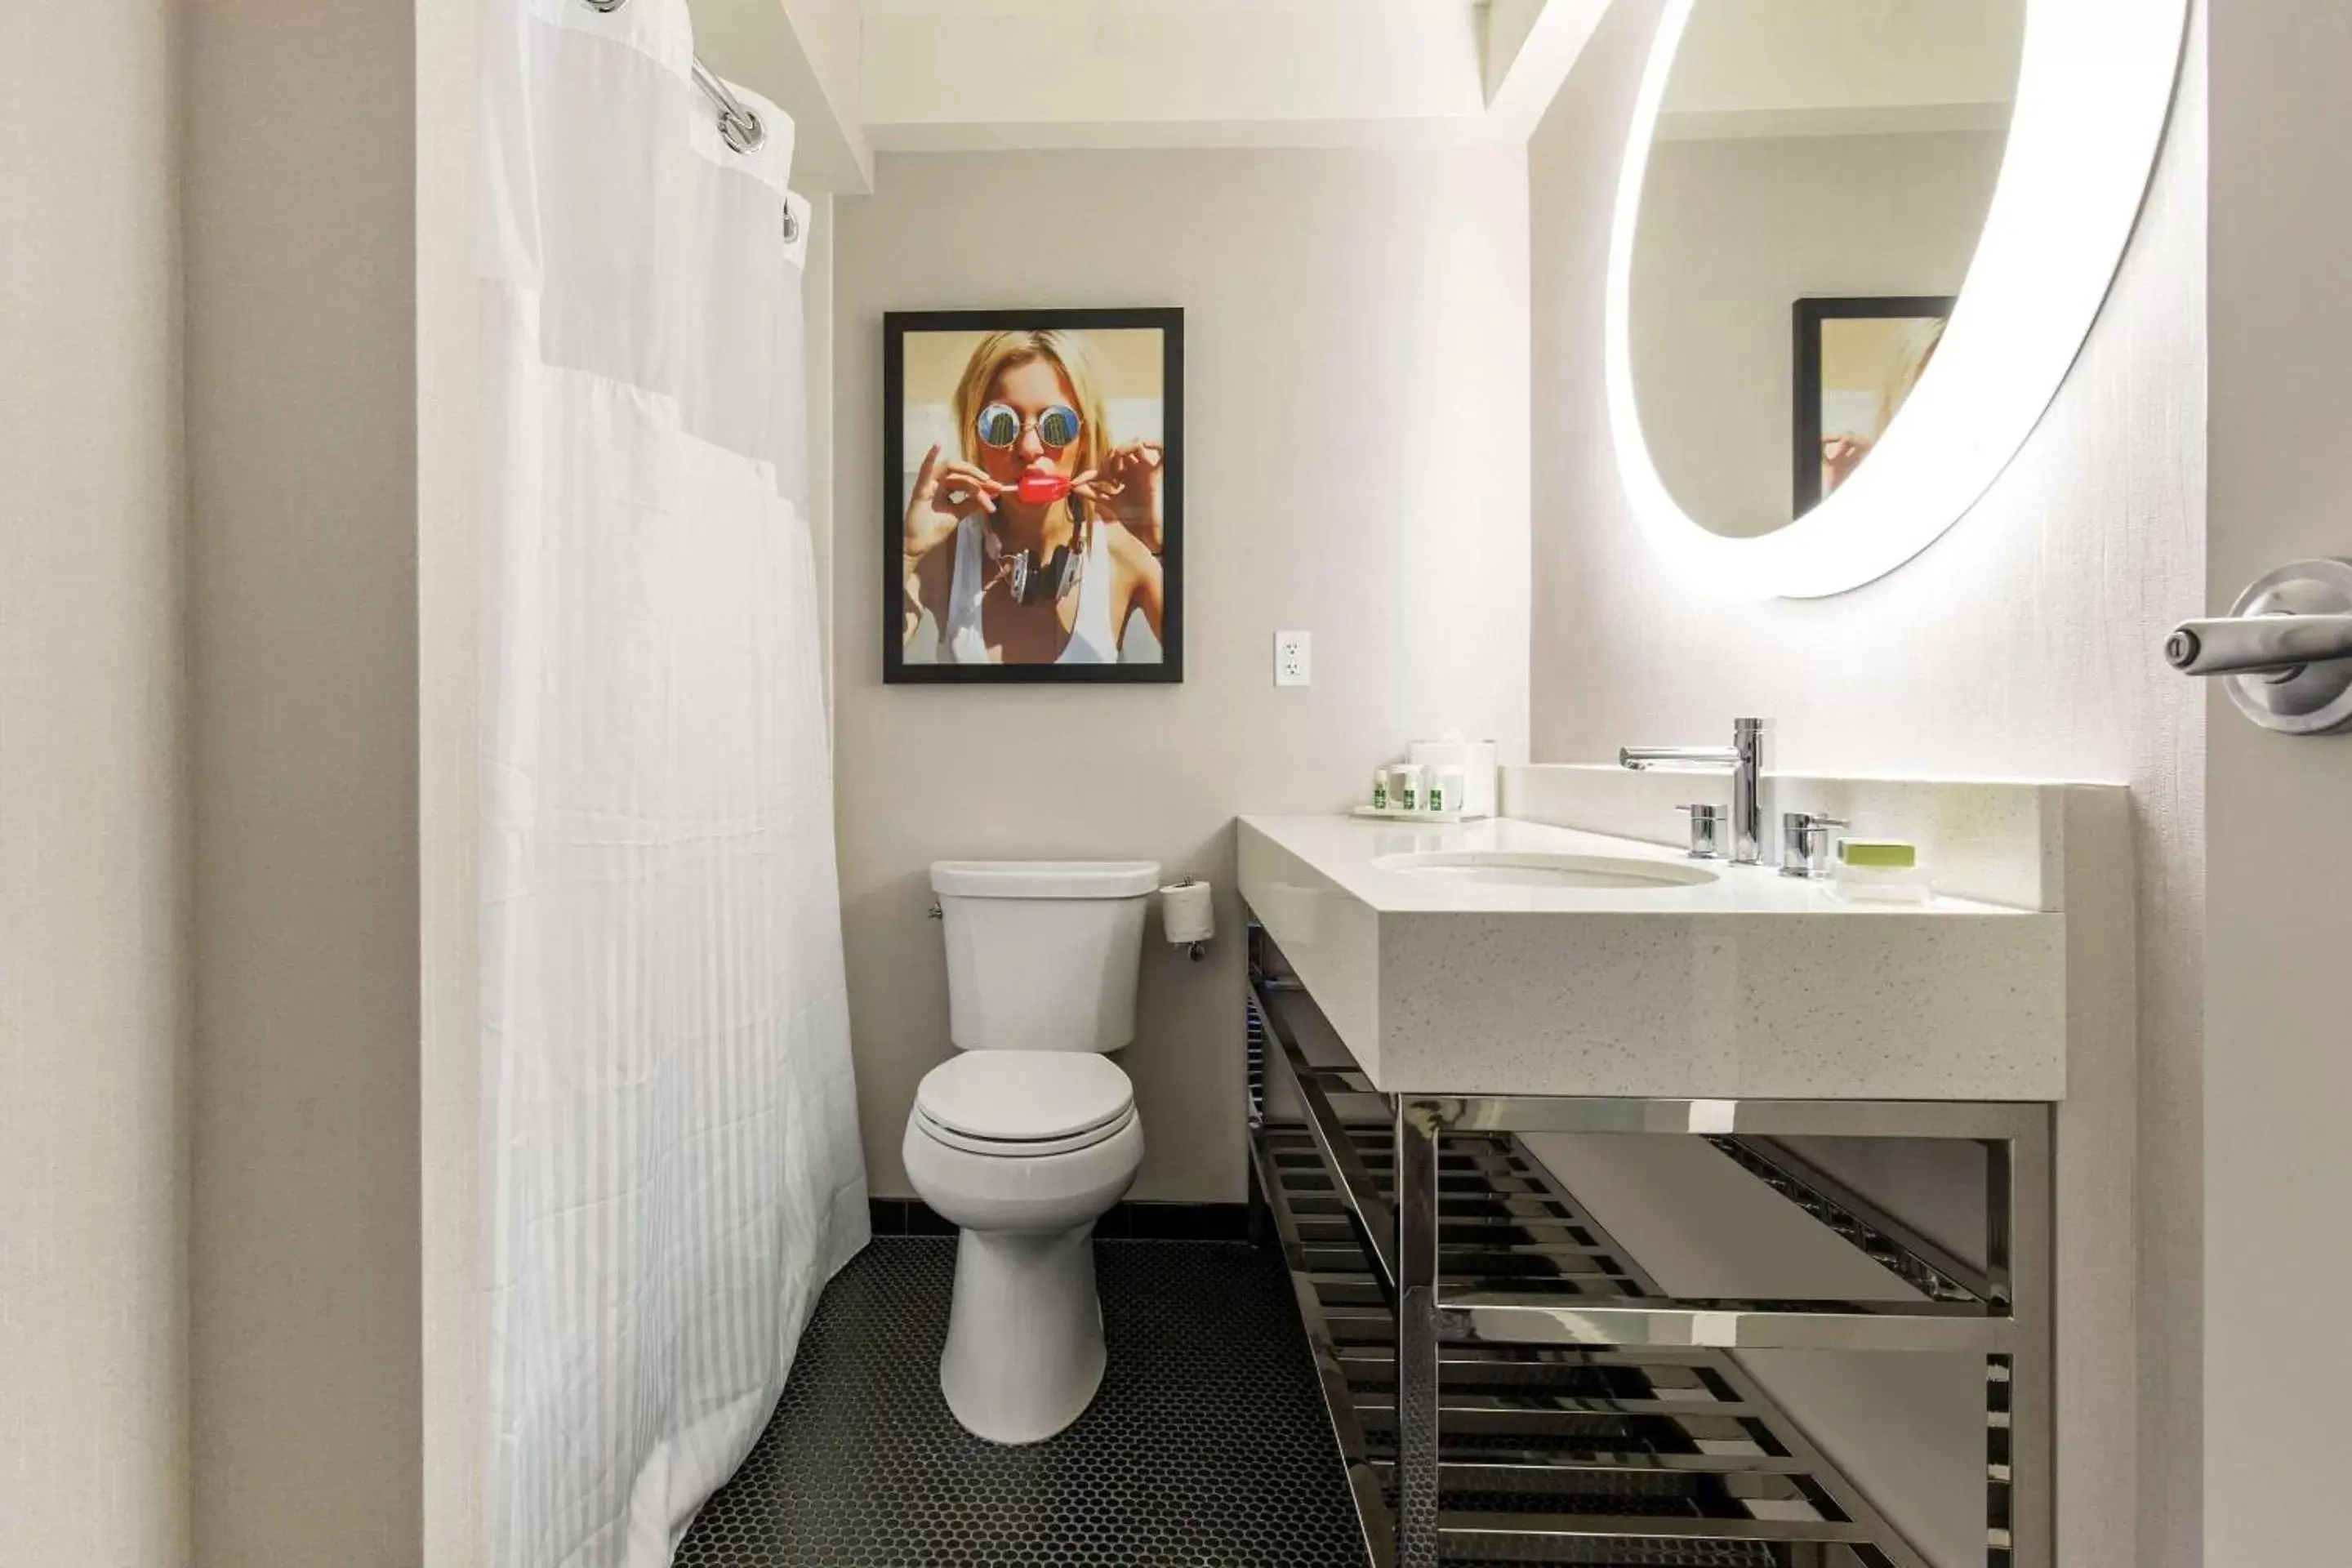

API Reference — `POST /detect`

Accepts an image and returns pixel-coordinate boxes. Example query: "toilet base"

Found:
[939,1223,1107,1444]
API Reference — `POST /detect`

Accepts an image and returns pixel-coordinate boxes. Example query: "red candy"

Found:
[1015,472,1071,505]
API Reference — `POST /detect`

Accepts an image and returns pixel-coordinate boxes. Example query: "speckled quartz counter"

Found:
[1236,814,2065,1101]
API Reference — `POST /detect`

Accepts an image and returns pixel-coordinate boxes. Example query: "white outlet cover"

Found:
[1274,630,1311,688]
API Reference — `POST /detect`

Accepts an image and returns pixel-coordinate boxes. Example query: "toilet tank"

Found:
[931,861,1160,1052]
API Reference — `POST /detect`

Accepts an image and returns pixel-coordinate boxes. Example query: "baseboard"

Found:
[869,1197,1252,1242]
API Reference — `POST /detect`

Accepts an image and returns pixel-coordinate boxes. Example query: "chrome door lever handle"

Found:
[2164,612,2352,676]
[2174,558,2352,734]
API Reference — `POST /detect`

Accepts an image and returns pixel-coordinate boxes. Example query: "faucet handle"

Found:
[1677,803,1725,860]
[1780,812,1849,880]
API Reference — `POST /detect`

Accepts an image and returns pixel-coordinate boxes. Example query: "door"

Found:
[2206,2,2352,1560]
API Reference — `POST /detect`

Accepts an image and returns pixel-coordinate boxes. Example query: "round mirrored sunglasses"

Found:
[973,401,1082,452]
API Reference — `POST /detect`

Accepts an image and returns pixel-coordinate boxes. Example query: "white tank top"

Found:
[940,514,1118,665]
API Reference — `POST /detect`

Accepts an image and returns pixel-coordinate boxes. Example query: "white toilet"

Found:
[902,859,1156,1444]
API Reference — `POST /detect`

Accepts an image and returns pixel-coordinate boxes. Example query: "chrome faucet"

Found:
[1619,717,1772,866]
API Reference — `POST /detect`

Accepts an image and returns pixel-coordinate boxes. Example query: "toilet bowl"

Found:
[905,859,1159,1445]
[904,1051,1143,1443]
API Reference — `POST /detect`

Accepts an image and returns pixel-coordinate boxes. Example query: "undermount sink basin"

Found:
[1370,850,1718,890]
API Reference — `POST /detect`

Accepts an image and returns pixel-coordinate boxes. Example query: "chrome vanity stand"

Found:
[1244,917,2051,1568]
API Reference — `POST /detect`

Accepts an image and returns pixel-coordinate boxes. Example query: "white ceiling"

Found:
[693,0,1611,191]
[859,0,1486,151]
[1660,0,2025,140]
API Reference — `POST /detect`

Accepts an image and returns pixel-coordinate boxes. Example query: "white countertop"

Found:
[1238,813,2029,917]
[1236,814,2066,1101]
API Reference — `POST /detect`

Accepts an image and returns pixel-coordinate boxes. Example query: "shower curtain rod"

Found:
[581,0,768,158]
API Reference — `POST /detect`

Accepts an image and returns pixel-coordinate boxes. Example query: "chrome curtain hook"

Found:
[580,0,766,156]
[691,58,766,154]
[718,109,765,155]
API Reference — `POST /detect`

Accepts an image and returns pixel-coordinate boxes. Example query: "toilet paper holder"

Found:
[1161,875,1213,962]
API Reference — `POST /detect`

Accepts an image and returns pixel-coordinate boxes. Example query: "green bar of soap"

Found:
[1839,840,1918,869]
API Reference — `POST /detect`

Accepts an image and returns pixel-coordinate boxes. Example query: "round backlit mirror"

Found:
[1605,0,2189,599]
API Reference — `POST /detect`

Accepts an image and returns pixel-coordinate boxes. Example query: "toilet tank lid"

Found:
[931,861,1160,899]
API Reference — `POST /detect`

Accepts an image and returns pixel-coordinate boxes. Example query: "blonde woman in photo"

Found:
[902,330,1165,665]
[1822,315,1947,496]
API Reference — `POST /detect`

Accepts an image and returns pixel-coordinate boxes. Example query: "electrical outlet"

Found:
[1274,630,1311,688]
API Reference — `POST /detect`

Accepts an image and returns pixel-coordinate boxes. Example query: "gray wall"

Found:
[1,5,191,1564]
[834,148,1533,1200]
[183,4,423,1562]
[1530,2,2204,1564]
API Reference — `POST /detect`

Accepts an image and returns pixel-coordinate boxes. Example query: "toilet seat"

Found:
[902,1069,1145,1235]
[914,1051,1135,1157]
[915,1102,1138,1158]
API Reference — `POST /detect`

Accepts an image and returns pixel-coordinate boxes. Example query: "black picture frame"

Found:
[1791,295,1954,517]
[883,307,1184,684]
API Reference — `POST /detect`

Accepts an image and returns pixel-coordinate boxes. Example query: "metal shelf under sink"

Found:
[1244,917,2050,1568]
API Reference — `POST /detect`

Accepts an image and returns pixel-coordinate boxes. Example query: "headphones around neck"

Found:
[996,501,1088,607]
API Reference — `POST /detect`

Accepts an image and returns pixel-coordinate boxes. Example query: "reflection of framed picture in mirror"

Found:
[884,307,1183,684]
[1792,296,1954,518]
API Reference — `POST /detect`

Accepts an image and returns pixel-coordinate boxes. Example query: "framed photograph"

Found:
[1792,296,1954,517]
[884,307,1183,684]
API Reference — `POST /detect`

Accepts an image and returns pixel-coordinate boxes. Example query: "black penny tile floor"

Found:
[675,1236,1370,1568]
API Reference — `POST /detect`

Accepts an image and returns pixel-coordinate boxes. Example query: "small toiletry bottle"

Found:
[1436,765,1467,816]
[1396,764,1423,813]
[1371,768,1390,812]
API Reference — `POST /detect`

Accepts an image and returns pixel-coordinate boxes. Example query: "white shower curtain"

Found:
[479,3,867,1564]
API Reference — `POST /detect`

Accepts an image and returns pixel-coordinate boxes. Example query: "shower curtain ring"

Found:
[581,0,767,157]
[719,109,766,155]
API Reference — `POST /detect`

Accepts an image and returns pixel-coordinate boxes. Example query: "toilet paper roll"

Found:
[1160,880,1215,945]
